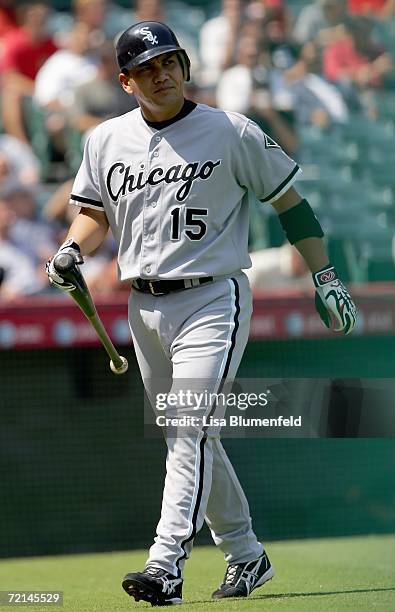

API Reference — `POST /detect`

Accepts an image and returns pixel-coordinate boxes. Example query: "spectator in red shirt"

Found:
[0,1,57,144]
[348,0,395,17]
[323,16,393,101]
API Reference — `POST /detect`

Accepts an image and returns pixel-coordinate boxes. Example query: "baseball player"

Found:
[46,21,357,606]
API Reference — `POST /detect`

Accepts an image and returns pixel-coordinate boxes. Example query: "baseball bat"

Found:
[53,253,128,375]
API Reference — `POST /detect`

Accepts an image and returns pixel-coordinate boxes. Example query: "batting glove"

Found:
[45,238,83,292]
[313,264,357,335]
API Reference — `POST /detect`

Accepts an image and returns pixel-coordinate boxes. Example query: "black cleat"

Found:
[122,566,183,606]
[212,551,274,599]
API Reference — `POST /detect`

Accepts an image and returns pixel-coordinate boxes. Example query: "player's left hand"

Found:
[45,238,84,292]
[313,265,357,335]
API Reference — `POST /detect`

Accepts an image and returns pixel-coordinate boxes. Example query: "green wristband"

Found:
[279,199,324,245]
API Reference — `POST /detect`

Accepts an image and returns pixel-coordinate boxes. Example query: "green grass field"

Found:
[1,535,394,611]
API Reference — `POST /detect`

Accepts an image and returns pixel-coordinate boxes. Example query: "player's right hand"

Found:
[313,265,357,335]
[45,238,84,292]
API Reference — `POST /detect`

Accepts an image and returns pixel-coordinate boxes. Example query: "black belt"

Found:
[132,276,214,296]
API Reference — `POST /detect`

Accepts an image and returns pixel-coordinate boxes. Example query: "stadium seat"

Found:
[359,233,395,281]
[374,91,395,122]
[65,128,83,176]
[264,206,288,248]
[288,0,312,18]
[22,97,52,182]
[326,211,394,282]
[326,237,364,283]
[298,128,359,187]
[341,115,394,145]
[374,19,395,55]
[366,161,395,188]
[295,179,327,212]
[167,1,206,45]
[326,181,393,213]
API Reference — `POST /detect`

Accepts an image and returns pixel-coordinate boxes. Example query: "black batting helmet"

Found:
[115,21,191,81]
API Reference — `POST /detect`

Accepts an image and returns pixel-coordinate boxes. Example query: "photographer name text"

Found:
[156,415,302,428]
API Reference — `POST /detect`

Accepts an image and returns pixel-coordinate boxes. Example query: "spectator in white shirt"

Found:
[216,25,298,154]
[34,21,98,111]
[33,21,98,158]
[284,44,349,127]
[198,0,246,87]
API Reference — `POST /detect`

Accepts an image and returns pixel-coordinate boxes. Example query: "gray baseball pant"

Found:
[128,272,264,577]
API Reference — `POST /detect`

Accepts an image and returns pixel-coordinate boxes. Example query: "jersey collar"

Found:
[142,99,197,130]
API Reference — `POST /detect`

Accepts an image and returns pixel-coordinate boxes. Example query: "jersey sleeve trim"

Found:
[70,193,104,209]
[260,164,301,204]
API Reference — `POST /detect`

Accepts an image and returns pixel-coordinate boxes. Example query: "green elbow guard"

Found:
[279,199,324,245]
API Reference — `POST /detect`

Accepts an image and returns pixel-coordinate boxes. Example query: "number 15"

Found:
[170,207,208,241]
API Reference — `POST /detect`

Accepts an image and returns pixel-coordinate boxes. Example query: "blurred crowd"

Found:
[1,0,395,300]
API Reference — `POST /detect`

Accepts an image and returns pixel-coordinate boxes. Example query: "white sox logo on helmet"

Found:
[140,27,158,45]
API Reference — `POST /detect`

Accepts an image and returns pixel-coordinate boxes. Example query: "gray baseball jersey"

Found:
[70,101,300,579]
[70,103,300,280]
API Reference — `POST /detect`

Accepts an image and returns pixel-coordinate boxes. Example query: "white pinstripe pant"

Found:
[128,272,263,577]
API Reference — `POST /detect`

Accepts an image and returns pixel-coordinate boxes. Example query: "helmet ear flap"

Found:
[177,51,191,81]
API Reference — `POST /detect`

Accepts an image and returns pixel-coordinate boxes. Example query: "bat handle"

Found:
[53,252,75,274]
